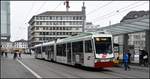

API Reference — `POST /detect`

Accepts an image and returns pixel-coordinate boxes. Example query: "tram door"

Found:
[50,46,54,61]
[84,40,94,67]
[67,43,71,64]
[47,46,51,60]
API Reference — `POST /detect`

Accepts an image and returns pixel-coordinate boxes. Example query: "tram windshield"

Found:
[94,37,112,54]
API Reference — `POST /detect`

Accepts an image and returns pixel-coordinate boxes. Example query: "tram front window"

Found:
[95,37,112,54]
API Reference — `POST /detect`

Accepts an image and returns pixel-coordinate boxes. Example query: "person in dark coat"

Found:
[1,51,4,57]
[18,52,22,59]
[5,51,8,58]
[13,51,17,60]
[123,50,130,71]
[127,51,131,66]
[139,50,146,66]
[142,50,148,66]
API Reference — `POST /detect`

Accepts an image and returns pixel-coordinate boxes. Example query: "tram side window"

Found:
[85,40,92,53]
[37,47,41,54]
[62,44,66,56]
[50,46,54,52]
[56,44,62,56]
[56,44,66,56]
[42,46,46,52]
[45,46,49,55]
[72,41,83,53]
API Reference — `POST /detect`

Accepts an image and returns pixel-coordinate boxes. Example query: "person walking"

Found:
[13,50,17,60]
[139,50,146,66]
[1,51,4,57]
[123,50,130,71]
[127,51,131,69]
[18,51,22,59]
[143,50,148,66]
[5,51,8,58]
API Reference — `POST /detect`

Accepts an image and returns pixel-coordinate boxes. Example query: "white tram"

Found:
[32,32,115,68]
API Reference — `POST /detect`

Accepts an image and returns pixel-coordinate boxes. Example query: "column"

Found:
[123,34,129,53]
[145,30,150,55]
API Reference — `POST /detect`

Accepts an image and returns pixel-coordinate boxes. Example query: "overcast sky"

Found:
[10,1,149,41]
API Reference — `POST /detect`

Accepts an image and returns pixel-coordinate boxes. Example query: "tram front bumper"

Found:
[94,62,114,68]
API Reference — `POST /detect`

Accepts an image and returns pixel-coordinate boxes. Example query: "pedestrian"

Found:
[127,51,131,69]
[5,51,7,57]
[143,50,148,66]
[1,51,4,57]
[18,52,22,59]
[13,51,17,60]
[123,50,130,71]
[139,50,145,66]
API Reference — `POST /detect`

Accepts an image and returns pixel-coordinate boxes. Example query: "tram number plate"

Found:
[101,59,109,62]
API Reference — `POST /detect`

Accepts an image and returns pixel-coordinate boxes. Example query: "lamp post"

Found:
[109,20,112,34]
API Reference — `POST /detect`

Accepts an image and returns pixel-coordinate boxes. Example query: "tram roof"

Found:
[56,32,112,44]
[42,41,55,46]
[32,44,42,48]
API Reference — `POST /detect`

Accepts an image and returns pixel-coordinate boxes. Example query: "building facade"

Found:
[128,32,146,53]
[1,39,28,53]
[13,39,28,52]
[1,41,13,53]
[1,1,10,41]
[28,5,86,47]
[85,22,99,32]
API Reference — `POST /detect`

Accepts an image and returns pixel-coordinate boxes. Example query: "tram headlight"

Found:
[95,59,97,63]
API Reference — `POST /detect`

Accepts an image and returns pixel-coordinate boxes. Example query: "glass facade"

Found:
[1,1,10,41]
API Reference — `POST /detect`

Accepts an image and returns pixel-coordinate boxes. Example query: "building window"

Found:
[49,16,52,20]
[39,37,42,40]
[40,22,42,25]
[46,16,49,20]
[49,27,51,30]
[43,16,45,20]
[43,27,45,30]
[60,16,62,20]
[46,27,48,30]
[39,16,42,20]
[36,22,39,25]
[36,16,39,20]
[76,28,79,30]
[46,32,48,35]
[60,27,62,30]
[36,27,39,30]
[73,16,75,20]
[80,16,82,20]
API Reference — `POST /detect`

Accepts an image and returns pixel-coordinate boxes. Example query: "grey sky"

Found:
[10,1,149,41]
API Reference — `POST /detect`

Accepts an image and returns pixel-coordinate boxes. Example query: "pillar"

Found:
[123,34,129,53]
[145,30,150,56]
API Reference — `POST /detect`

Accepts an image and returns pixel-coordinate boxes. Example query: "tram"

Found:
[32,32,115,68]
